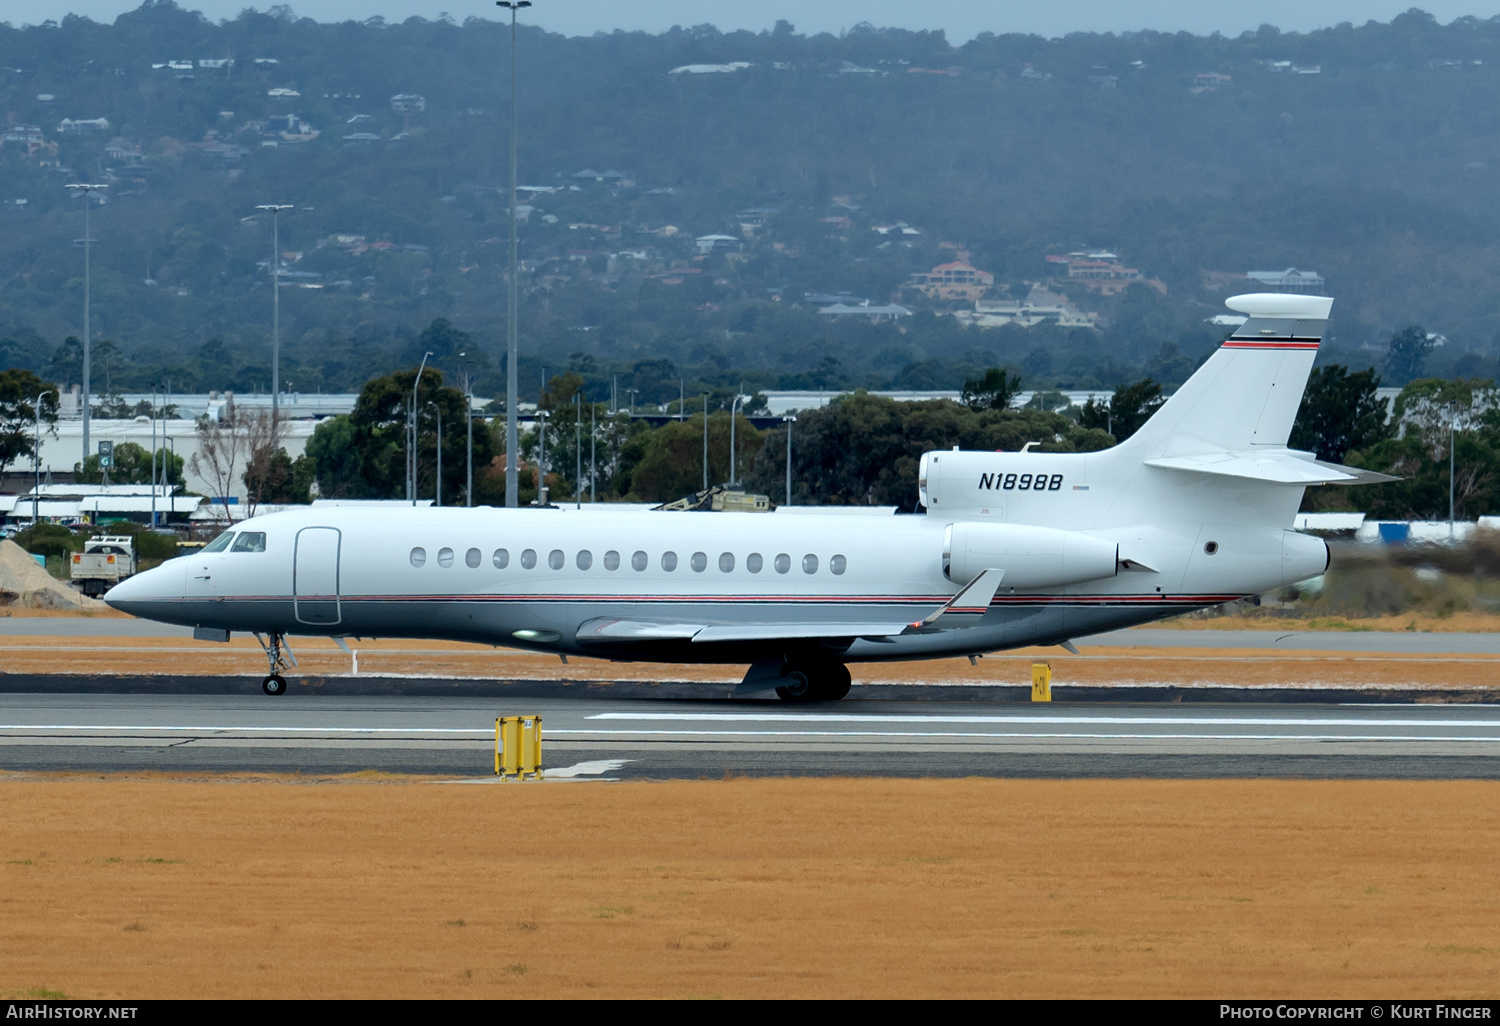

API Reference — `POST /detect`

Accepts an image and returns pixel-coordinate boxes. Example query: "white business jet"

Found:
[107,293,1389,700]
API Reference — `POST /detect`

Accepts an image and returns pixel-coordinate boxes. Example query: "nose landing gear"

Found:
[254,632,298,697]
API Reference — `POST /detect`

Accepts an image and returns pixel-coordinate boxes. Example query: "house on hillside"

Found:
[1247,268,1325,291]
[908,261,995,302]
[817,302,910,323]
[953,287,1096,330]
[1193,72,1231,92]
[390,93,426,113]
[694,234,742,255]
[58,118,109,134]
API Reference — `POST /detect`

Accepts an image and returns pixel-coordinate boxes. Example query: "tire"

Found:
[822,663,852,701]
[262,674,287,696]
[774,667,816,702]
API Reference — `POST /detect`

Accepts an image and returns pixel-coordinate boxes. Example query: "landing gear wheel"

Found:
[775,667,816,703]
[822,663,852,701]
[775,662,852,702]
[254,632,298,697]
[262,674,286,696]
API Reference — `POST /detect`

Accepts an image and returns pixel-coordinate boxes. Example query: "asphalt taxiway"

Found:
[3,691,1499,779]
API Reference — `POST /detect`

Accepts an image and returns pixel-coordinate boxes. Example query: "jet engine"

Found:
[944,522,1120,590]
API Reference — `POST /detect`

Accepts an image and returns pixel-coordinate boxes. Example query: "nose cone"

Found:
[105,560,186,620]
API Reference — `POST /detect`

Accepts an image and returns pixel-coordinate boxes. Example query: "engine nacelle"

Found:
[944,522,1119,590]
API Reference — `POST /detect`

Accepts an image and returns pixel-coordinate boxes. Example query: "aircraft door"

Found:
[294,527,341,625]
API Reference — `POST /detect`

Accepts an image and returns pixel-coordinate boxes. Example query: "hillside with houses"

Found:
[1,4,1499,402]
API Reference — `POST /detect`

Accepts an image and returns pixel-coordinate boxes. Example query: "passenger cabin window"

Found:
[437,547,455,568]
[830,554,847,575]
[548,549,565,570]
[661,551,678,572]
[718,552,735,572]
[230,532,267,553]
[802,554,819,574]
[690,551,708,573]
[493,548,510,569]
[632,551,648,572]
[604,550,620,571]
[747,553,763,573]
[520,549,537,569]
[203,532,236,554]
[576,550,592,571]
[774,553,791,574]
[410,547,426,567]
[466,548,482,569]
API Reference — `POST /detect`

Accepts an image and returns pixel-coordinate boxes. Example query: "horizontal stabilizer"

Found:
[1144,450,1399,486]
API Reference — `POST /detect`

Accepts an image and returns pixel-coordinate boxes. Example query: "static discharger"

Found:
[495,715,543,779]
[1031,663,1052,703]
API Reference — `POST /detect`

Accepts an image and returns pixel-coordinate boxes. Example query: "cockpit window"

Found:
[230,532,267,553]
[203,532,235,553]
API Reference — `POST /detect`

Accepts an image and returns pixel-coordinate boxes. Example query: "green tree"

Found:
[1384,326,1434,386]
[1290,365,1392,463]
[245,447,316,505]
[75,442,184,487]
[742,393,1111,511]
[0,370,59,480]
[960,368,1020,411]
[1078,378,1163,442]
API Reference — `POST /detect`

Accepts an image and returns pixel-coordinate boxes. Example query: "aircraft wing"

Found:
[1144,451,1399,485]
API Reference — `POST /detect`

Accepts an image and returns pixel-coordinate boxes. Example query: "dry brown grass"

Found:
[1,775,1497,999]
[2,634,1497,690]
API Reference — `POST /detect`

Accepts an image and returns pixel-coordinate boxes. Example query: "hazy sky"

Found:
[8,1,1500,41]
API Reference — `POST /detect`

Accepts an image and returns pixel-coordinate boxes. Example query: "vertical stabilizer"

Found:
[1120,294,1332,459]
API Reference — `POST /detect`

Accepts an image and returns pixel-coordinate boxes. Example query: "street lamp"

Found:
[625,388,639,417]
[701,392,710,492]
[782,414,797,506]
[729,392,744,486]
[458,350,474,506]
[255,204,293,431]
[65,182,107,465]
[33,391,49,527]
[498,0,532,509]
[427,400,442,507]
[535,408,550,505]
[410,351,432,504]
[574,392,582,510]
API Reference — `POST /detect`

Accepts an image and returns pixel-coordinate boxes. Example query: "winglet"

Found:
[913,569,1004,629]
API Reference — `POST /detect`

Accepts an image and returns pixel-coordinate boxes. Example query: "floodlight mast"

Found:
[255,204,293,432]
[498,1,532,508]
[65,183,107,465]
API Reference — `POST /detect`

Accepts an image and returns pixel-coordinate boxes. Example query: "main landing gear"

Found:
[254,632,298,697]
[775,660,852,703]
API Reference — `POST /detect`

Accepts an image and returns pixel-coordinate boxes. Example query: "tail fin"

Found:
[1120,293,1332,458]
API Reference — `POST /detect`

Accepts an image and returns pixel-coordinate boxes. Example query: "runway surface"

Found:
[5,617,1499,652]
[3,691,1499,779]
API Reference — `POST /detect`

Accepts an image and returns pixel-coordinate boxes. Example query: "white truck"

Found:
[69,536,139,597]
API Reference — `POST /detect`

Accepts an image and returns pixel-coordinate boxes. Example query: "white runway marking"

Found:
[550,729,1500,743]
[589,712,1500,728]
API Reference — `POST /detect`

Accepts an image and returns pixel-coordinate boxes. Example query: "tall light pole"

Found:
[590,401,596,502]
[625,388,639,417]
[498,1,531,508]
[427,400,442,507]
[1450,405,1458,535]
[65,182,106,465]
[729,392,744,486]
[574,392,581,510]
[255,204,293,430]
[458,351,474,507]
[33,391,48,526]
[782,414,797,506]
[410,351,432,505]
[702,392,710,492]
[536,408,550,505]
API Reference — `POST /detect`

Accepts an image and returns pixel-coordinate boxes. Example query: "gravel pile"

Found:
[0,540,107,611]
